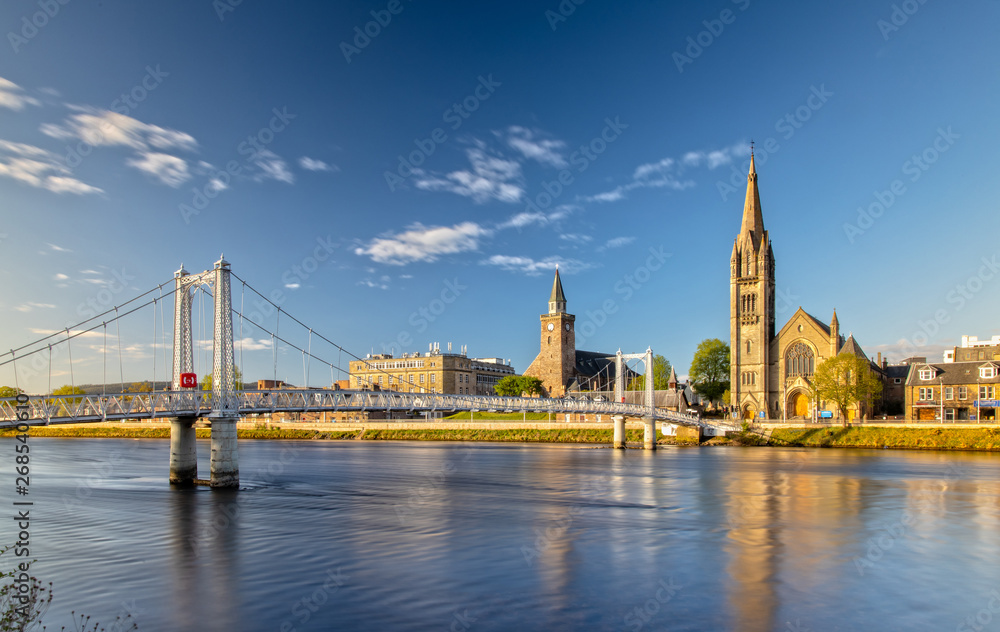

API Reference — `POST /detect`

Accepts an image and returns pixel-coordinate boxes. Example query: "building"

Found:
[943,335,1000,363]
[348,345,515,396]
[729,152,883,420]
[523,269,631,396]
[904,360,1000,421]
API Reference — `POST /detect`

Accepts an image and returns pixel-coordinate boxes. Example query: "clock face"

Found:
[547,323,554,331]
[565,323,570,331]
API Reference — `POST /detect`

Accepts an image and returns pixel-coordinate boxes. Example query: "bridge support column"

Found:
[210,418,239,488]
[612,415,626,449]
[169,416,198,485]
[643,417,657,451]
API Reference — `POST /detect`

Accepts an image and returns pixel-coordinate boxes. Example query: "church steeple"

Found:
[548,267,567,314]
[739,150,765,249]
[730,146,776,420]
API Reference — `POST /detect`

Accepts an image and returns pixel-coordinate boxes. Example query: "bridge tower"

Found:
[611,347,657,450]
[169,256,239,488]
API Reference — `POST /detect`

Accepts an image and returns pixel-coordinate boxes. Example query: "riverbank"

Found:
[6,422,1000,451]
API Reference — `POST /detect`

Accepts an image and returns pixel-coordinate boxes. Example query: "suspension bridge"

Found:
[1,257,737,487]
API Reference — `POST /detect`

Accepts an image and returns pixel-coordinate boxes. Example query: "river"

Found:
[5,438,1000,631]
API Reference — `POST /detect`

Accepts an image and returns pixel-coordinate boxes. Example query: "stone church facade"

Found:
[730,154,880,420]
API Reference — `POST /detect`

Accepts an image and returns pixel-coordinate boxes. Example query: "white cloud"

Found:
[500,126,567,168]
[414,146,523,203]
[240,338,273,351]
[0,77,40,111]
[0,140,103,195]
[54,273,69,280]
[497,204,576,230]
[126,152,191,187]
[600,236,635,250]
[299,156,338,172]
[40,107,197,153]
[358,277,391,290]
[47,243,71,253]
[252,150,294,184]
[583,143,747,203]
[14,302,55,312]
[481,254,592,276]
[560,233,593,245]
[681,143,749,169]
[355,222,491,265]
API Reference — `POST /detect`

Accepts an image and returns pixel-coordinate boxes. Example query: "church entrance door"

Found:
[791,392,810,418]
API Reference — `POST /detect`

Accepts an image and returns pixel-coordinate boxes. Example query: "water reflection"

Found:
[17,440,1000,631]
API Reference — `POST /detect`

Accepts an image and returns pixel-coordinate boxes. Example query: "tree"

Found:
[494,375,544,397]
[49,385,86,415]
[200,366,243,392]
[0,386,23,399]
[627,354,672,391]
[689,339,731,406]
[812,354,883,426]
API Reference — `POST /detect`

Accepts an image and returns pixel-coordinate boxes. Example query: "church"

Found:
[730,152,880,420]
[523,269,624,396]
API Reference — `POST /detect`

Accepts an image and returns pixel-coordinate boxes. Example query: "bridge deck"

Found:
[0,390,737,433]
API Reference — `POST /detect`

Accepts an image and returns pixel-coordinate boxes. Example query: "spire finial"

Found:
[750,139,754,156]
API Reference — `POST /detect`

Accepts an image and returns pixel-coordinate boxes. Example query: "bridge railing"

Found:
[0,390,726,430]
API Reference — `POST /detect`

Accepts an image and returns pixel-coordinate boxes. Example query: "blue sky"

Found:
[1,0,998,391]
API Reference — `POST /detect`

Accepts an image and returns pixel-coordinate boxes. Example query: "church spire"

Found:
[548,267,567,314]
[739,150,765,246]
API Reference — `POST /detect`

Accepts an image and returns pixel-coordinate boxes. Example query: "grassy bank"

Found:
[444,412,552,421]
[0,426,359,440]
[766,427,1000,451]
[0,425,658,444]
[7,424,1000,451]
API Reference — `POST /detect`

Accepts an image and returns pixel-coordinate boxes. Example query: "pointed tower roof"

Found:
[838,334,869,361]
[738,151,765,250]
[548,267,567,314]
[831,309,839,329]
[550,267,566,303]
[668,366,678,389]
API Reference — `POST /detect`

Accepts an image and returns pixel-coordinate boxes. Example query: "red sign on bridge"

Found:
[179,373,197,388]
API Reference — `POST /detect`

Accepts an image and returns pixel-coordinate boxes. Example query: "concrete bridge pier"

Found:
[169,416,198,485]
[612,415,626,449]
[210,418,239,488]
[643,417,657,451]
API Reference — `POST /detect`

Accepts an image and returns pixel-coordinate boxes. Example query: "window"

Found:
[945,409,956,421]
[918,387,934,401]
[431,374,436,383]
[378,376,383,385]
[919,369,935,380]
[746,340,751,353]
[980,351,986,360]
[945,387,954,400]
[980,385,995,400]
[893,378,902,384]
[980,366,996,379]
[420,374,425,383]
[785,342,815,377]
[356,377,362,386]
[959,386,968,400]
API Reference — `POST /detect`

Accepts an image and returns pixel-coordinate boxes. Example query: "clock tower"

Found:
[524,268,576,397]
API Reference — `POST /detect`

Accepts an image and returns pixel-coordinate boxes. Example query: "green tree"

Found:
[689,338,731,406]
[812,354,883,426]
[200,366,243,392]
[0,386,23,399]
[125,381,152,393]
[627,354,672,391]
[494,375,544,397]
[49,385,86,416]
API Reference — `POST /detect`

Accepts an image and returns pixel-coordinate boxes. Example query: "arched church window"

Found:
[785,342,815,378]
